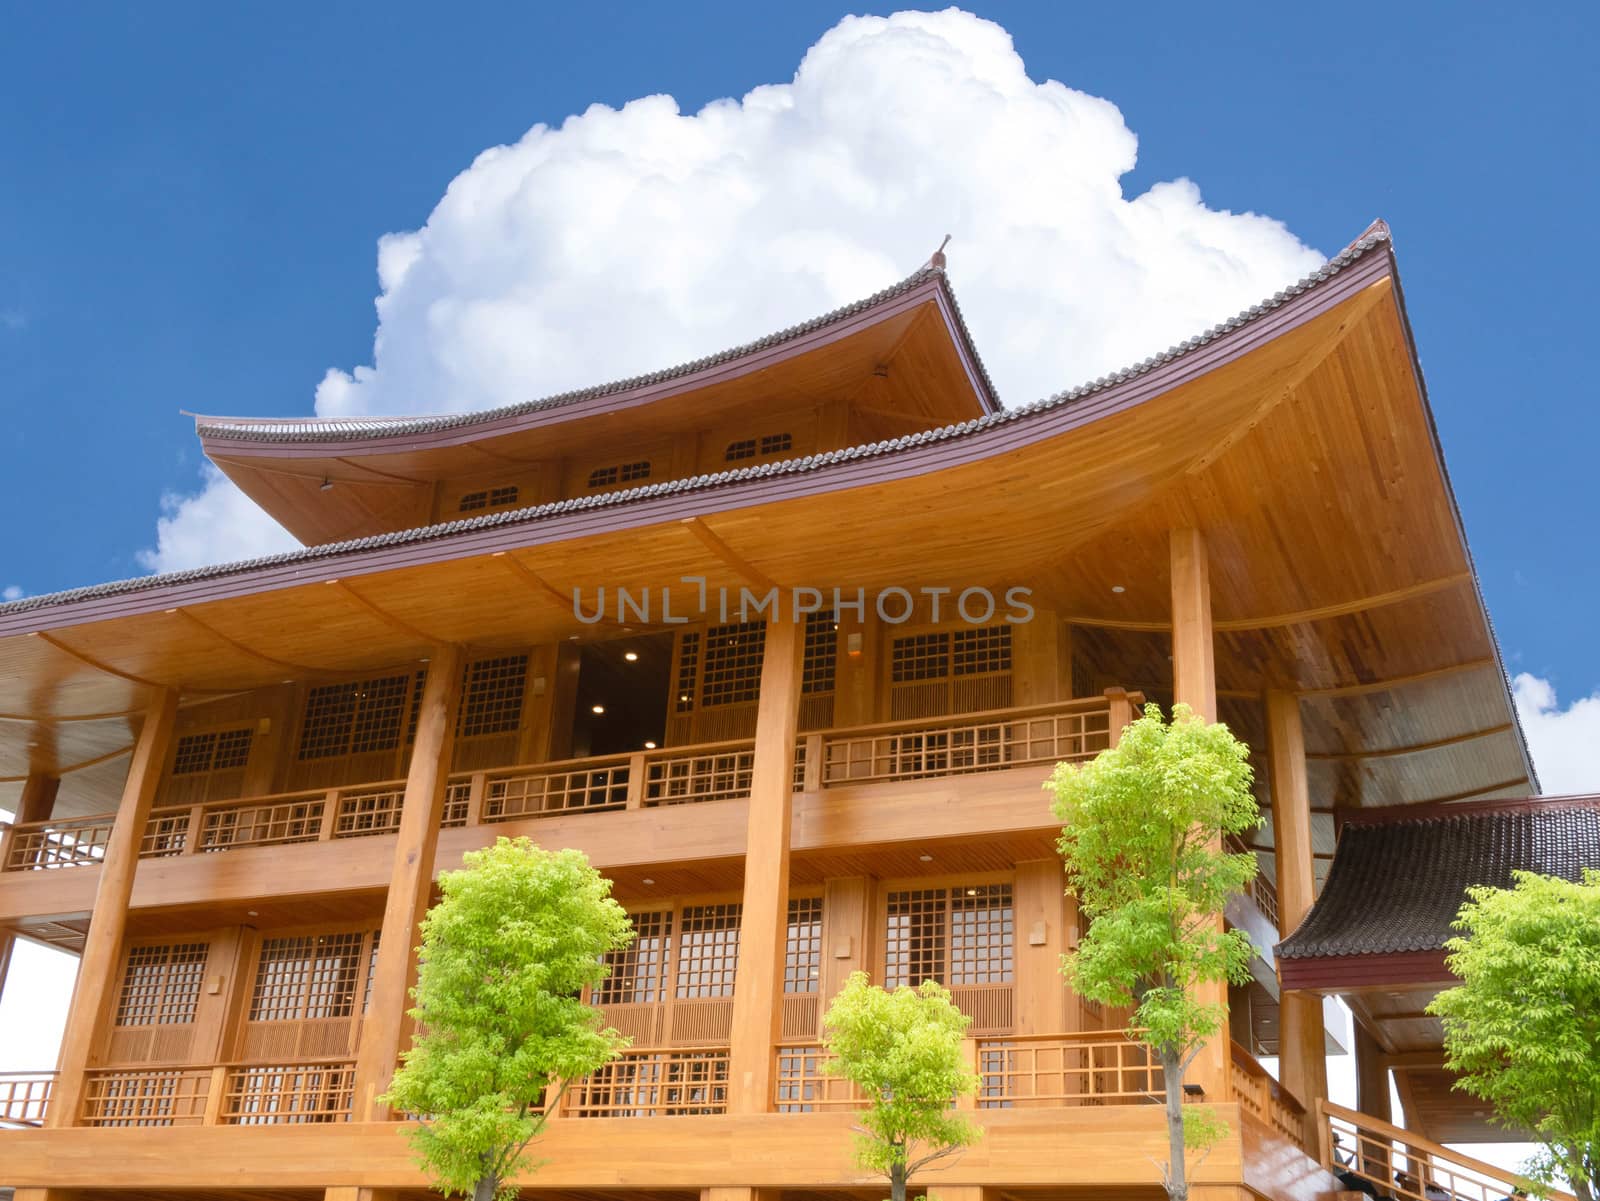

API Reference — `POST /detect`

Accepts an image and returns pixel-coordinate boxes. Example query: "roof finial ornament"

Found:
[930,234,952,271]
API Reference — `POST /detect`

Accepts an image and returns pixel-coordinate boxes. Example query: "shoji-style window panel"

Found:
[165,726,255,805]
[453,653,529,771]
[888,624,1014,719]
[883,883,1015,1034]
[105,941,210,1064]
[297,675,413,761]
[701,623,766,708]
[675,904,742,999]
[596,910,672,1007]
[783,897,823,995]
[239,929,378,1060]
[799,610,838,731]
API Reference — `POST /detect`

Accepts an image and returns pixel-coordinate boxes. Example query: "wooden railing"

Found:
[1230,1041,1306,1152]
[1227,836,1281,929]
[76,1059,356,1127]
[0,1071,53,1127]
[1,694,1126,872]
[976,1032,1164,1107]
[2,815,113,870]
[560,1046,729,1117]
[1320,1100,1570,1201]
[772,1044,863,1111]
[808,696,1118,788]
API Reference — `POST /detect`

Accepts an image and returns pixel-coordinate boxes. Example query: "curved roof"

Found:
[1,222,1394,623]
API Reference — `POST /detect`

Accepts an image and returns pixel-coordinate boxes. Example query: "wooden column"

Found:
[727,615,803,1113]
[1169,529,1227,1099]
[1014,858,1070,1035]
[1354,1020,1393,1179]
[16,771,61,824]
[1267,688,1329,1144]
[819,876,873,1003]
[46,689,177,1128]
[352,644,464,1120]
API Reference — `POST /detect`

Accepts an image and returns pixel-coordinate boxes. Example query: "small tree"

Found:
[1427,869,1600,1201]
[1049,703,1258,1201]
[822,971,981,1201]
[381,836,634,1201]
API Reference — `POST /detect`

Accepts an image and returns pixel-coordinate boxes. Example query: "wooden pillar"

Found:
[1169,528,1227,1099]
[16,771,61,824]
[1354,1021,1393,1179]
[819,876,873,1002]
[352,644,463,1120]
[325,1189,397,1201]
[727,614,803,1113]
[1267,689,1329,1145]
[45,689,177,1128]
[703,1189,782,1201]
[1014,858,1069,1035]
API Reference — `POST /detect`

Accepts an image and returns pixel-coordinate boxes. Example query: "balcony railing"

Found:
[0,1071,53,1127]
[1227,836,1280,929]
[2,694,1125,873]
[73,1060,356,1128]
[559,1046,729,1117]
[1230,1041,1306,1153]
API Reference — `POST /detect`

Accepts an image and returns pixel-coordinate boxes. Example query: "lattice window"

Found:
[759,432,793,455]
[953,626,1012,676]
[676,904,741,999]
[701,621,765,707]
[115,943,209,1026]
[675,632,700,713]
[172,728,253,776]
[298,675,412,761]
[459,486,521,512]
[802,611,837,696]
[588,461,652,489]
[725,438,757,462]
[885,889,947,988]
[891,633,952,683]
[784,897,823,994]
[459,491,489,512]
[950,885,1014,984]
[457,654,528,738]
[587,466,618,488]
[404,671,426,745]
[362,932,380,1015]
[489,485,519,506]
[620,460,651,482]
[249,932,367,1022]
[884,885,1013,987]
[596,910,672,1005]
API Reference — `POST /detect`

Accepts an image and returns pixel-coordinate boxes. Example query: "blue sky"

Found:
[1,1,1597,708]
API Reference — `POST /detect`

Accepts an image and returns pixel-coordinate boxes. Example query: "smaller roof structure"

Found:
[1278,796,1600,987]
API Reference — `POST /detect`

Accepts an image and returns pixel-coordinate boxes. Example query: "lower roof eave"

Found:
[1278,949,1452,993]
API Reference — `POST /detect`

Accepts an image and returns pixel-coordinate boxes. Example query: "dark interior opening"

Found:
[569,632,674,756]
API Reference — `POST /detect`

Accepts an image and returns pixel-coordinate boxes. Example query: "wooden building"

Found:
[0,221,1565,1201]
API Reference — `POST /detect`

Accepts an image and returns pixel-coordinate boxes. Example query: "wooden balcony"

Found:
[1,695,1121,877]
[1231,1040,1307,1154]
[0,1070,53,1127]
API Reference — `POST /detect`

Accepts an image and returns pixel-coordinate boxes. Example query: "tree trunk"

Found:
[473,1173,499,1201]
[890,1160,908,1201]
[1160,1047,1187,1201]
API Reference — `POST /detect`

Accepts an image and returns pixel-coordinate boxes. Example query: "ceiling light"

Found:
[624,651,639,662]
[918,854,934,862]
[319,477,334,492]
[643,740,657,749]
[246,910,259,917]
[966,888,978,896]
[642,877,655,886]
[591,704,605,715]
[1110,584,1125,594]
[679,693,690,703]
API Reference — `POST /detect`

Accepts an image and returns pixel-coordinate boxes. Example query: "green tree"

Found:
[821,971,981,1201]
[381,836,634,1201]
[1049,702,1259,1201]
[1427,869,1600,1201]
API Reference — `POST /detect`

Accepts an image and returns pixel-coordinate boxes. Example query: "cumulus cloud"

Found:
[139,465,300,573]
[142,7,1323,572]
[1513,672,1600,795]
[1,585,22,602]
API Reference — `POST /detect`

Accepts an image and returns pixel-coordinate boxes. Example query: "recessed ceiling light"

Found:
[624,651,639,662]
[246,910,259,917]
[1111,584,1126,594]
[679,693,689,703]
[643,740,657,749]
[642,877,655,886]
[918,854,934,862]
[591,704,605,715]
[965,888,979,896]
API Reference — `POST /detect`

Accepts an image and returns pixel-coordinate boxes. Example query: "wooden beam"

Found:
[328,580,440,647]
[1413,777,1531,806]
[1299,658,1494,700]
[351,643,464,1120]
[170,607,328,675]
[16,771,60,824]
[30,630,185,692]
[1353,1019,1393,1126]
[45,688,178,1128]
[681,517,780,593]
[1306,723,1513,762]
[1266,689,1327,1148]
[727,615,803,1113]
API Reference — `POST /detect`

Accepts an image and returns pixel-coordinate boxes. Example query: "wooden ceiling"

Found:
[0,251,1533,837]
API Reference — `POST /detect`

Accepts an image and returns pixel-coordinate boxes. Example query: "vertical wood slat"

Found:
[464,772,487,826]
[181,805,206,855]
[317,791,340,842]
[625,752,646,810]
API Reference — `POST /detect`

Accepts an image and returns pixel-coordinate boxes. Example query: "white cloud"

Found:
[1513,672,1600,796]
[138,464,299,574]
[141,7,1323,573]
[1,585,22,602]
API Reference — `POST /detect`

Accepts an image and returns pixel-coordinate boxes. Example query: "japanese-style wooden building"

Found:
[0,220,1574,1201]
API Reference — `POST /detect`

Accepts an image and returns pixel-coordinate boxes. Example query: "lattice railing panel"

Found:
[81,1067,211,1127]
[1231,1042,1305,1150]
[332,786,407,838]
[820,699,1112,787]
[3,815,115,871]
[442,780,472,827]
[563,1048,730,1117]
[773,1044,862,1112]
[222,1060,355,1125]
[0,1072,53,1126]
[643,745,754,806]
[196,797,325,852]
[483,758,630,821]
[976,1033,1164,1107]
